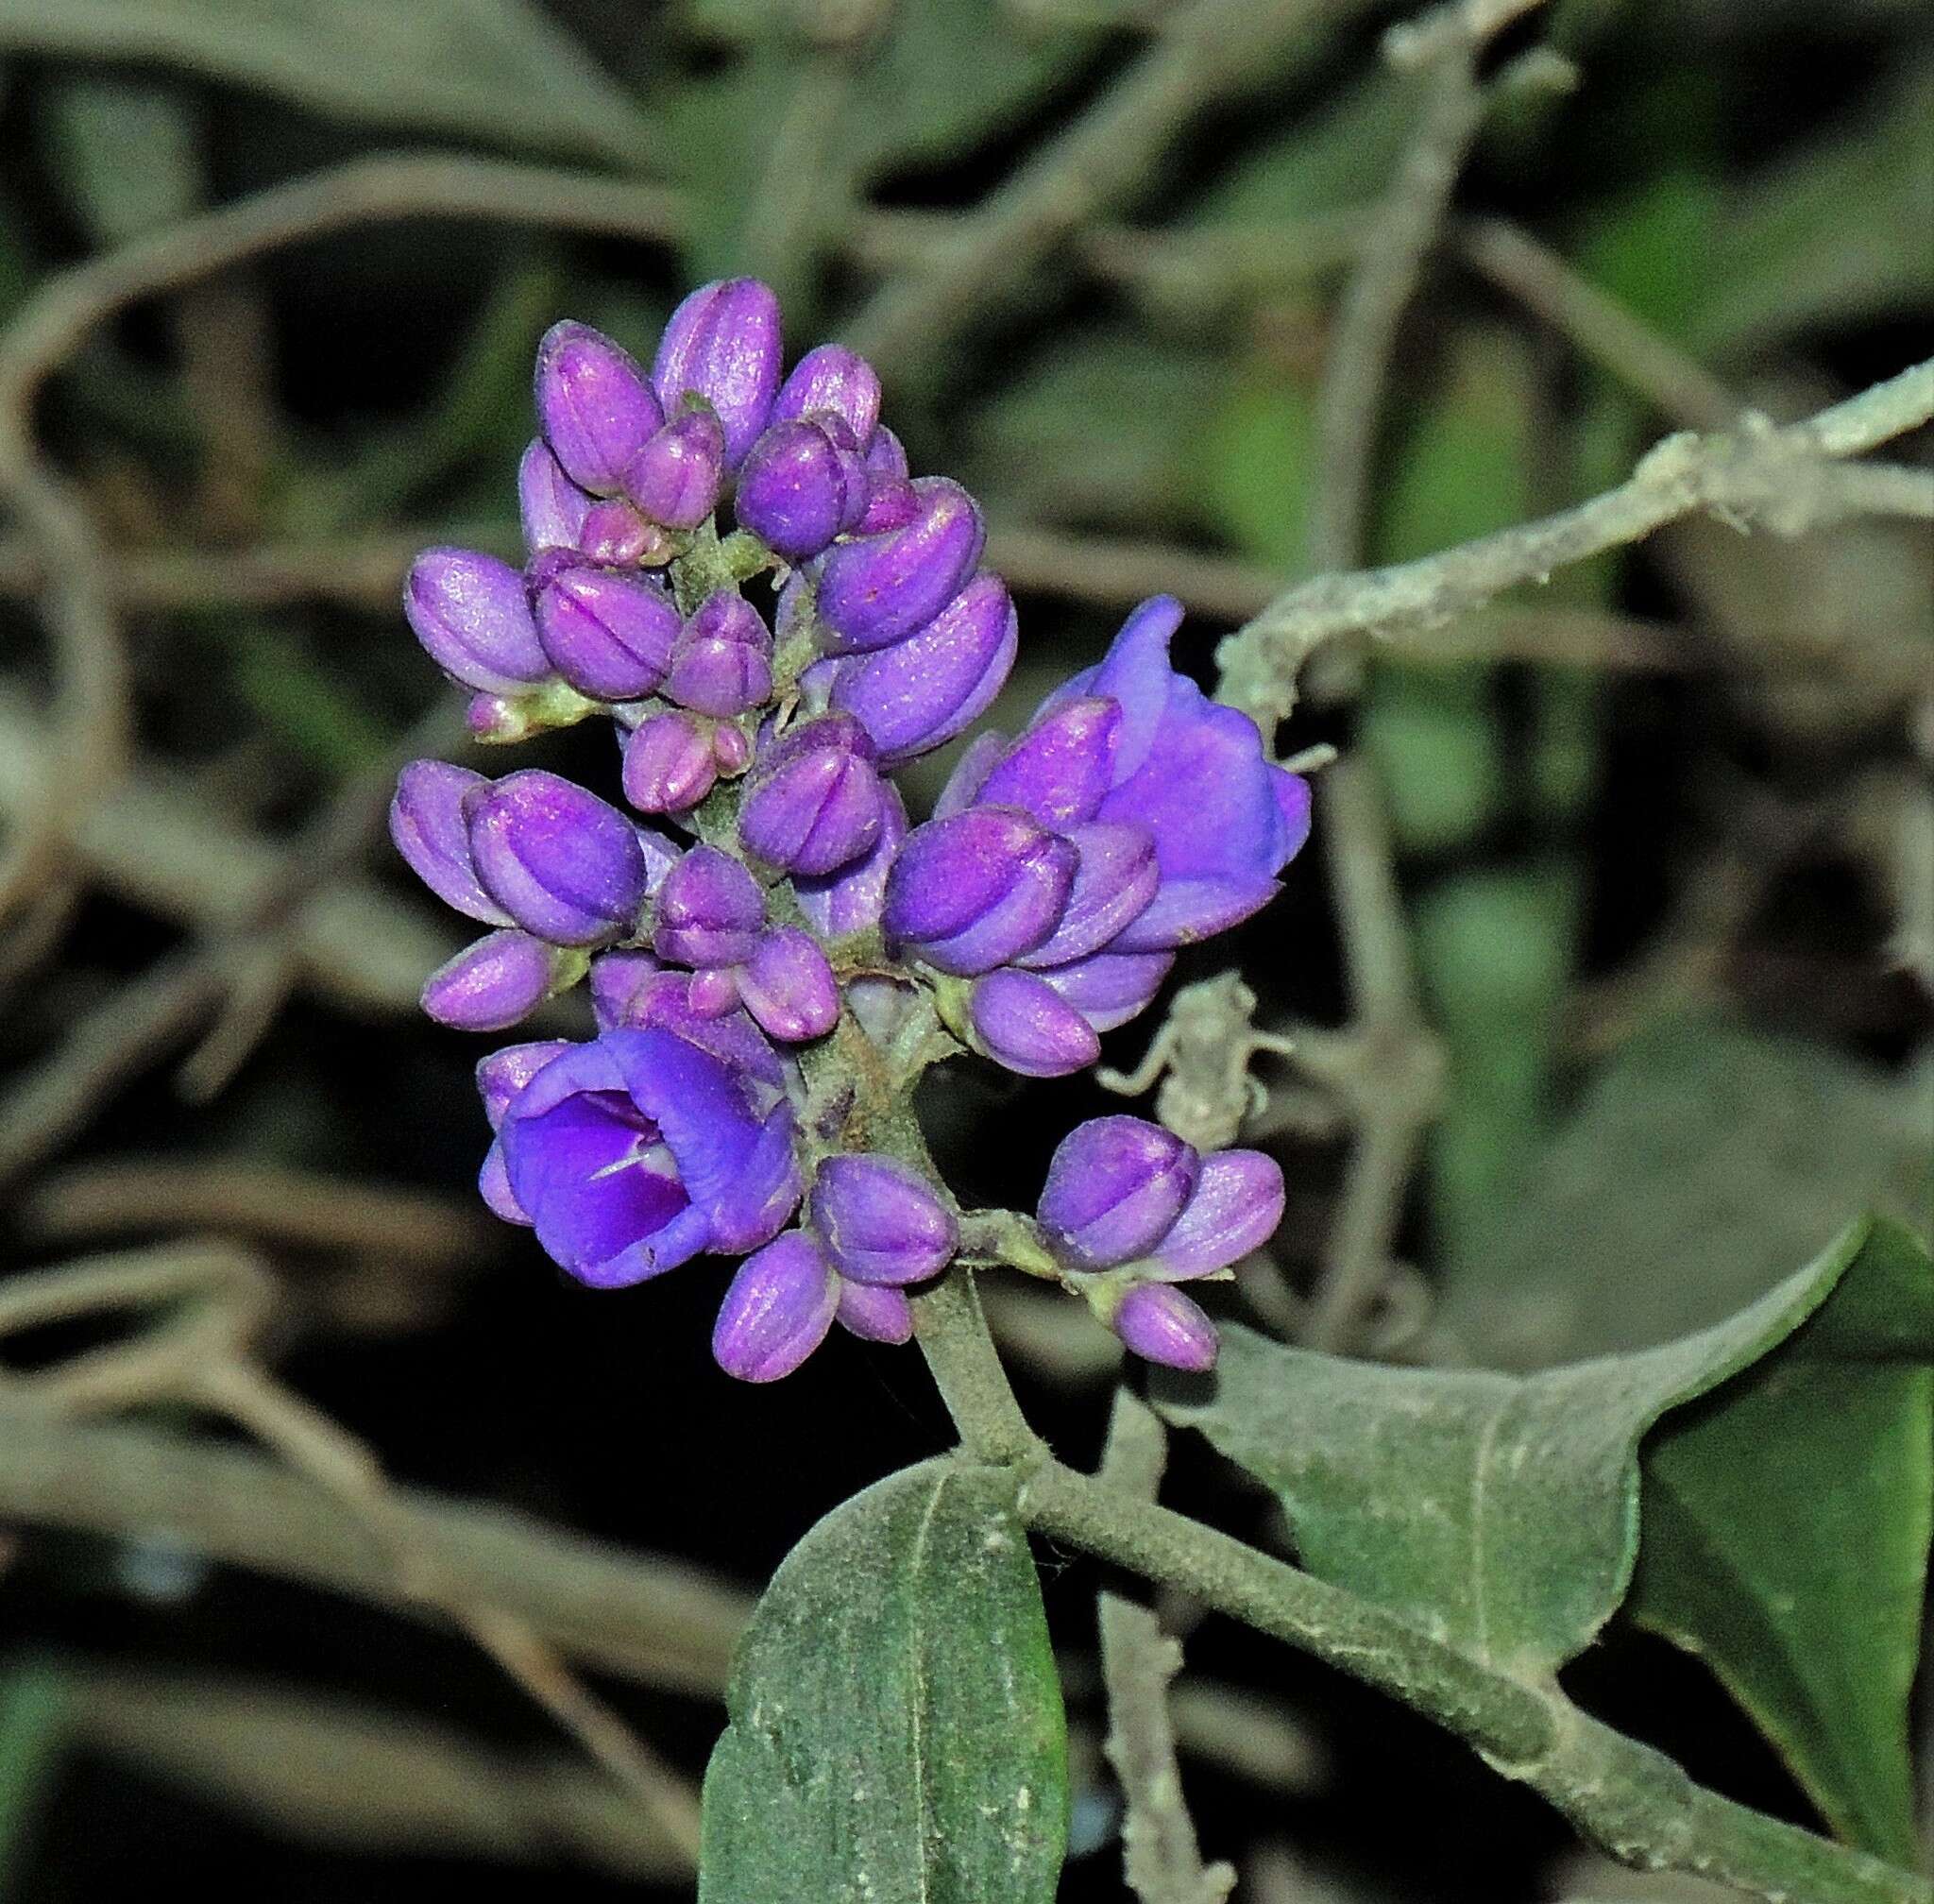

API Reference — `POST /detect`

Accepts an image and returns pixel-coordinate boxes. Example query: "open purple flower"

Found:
[1031,596,1312,951]
[485,1025,800,1288]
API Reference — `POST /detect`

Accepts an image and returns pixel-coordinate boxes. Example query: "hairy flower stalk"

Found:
[393,278,1311,1378]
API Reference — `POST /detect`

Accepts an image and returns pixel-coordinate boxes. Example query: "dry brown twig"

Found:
[0,1242,705,1864]
[1097,1387,1238,1904]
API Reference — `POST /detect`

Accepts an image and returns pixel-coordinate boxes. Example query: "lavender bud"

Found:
[1035,947,1173,1033]
[1012,821,1159,969]
[795,784,907,939]
[881,808,1077,977]
[653,844,765,968]
[857,428,916,535]
[534,321,664,494]
[651,278,784,469]
[738,715,885,877]
[857,476,919,536]
[737,926,840,1043]
[477,1039,571,1129]
[1146,1150,1286,1280]
[687,965,741,1016]
[517,439,592,554]
[404,549,550,695]
[579,498,675,568]
[621,709,718,814]
[1038,1116,1199,1271]
[663,591,773,716]
[828,572,1017,764]
[865,426,908,484]
[967,967,1102,1078]
[587,949,662,1030]
[391,760,510,926]
[712,722,754,775]
[533,565,679,701]
[834,1279,913,1345]
[421,928,572,1032]
[465,769,650,946]
[623,408,726,531]
[1112,1284,1218,1372]
[735,417,867,562]
[814,478,986,654]
[973,695,1120,828]
[809,1154,958,1286]
[712,1232,840,1383]
[772,343,882,448]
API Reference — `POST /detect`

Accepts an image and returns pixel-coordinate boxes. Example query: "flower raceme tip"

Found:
[393,275,1310,1381]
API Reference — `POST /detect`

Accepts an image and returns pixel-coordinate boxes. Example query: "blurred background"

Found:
[0,1,1928,1898]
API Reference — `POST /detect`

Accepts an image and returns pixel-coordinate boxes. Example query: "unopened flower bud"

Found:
[687,965,741,1016]
[405,549,550,695]
[967,967,1101,1078]
[663,592,773,716]
[391,760,510,926]
[738,715,885,876]
[772,343,882,449]
[534,320,663,494]
[623,407,726,531]
[882,808,1077,977]
[834,1279,913,1344]
[712,1232,839,1382]
[1145,1150,1286,1280]
[735,417,867,561]
[856,426,917,534]
[518,439,592,554]
[972,695,1120,828]
[533,565,679,700]
[795,785,907,939]
[421,928,574,1031]
[1112,1283,1218,1372]
[712,721,755,775]
[651,278,784,469]
[586,949,662,1031]
[1038,1116,1198,1271]
[1012,822,1158,969]
[814,478,985,653]
[621,709,718,814]
[579,498,674,568]
[738,926,840,1042]
[810,1154,958,1286]
[653,844,765,968]
[465,769,650,946]
[828,572,1017,764]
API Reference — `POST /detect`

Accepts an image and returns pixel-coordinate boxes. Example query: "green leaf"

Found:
[38,73,204,246]
[0,1659,66,1899]
[966,329,1222,535]
[1697,59,1934,350]
[847,0,1097,180]
[1630,1217,1934,1866]
[1194,73,1416,227]
[1200,365,1317,568]
[0,0,658,168]
[1437,1014,1934,1368]
[1417,864,1583,1260]
[1153,1222,1873,1680]
[699,1459,1068,1903]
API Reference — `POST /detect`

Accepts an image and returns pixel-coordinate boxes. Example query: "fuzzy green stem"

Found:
[911,1274,1932,1904]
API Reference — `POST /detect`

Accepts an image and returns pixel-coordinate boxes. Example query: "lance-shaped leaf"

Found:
[699,1459,1067,1902]
[1629,1216,1934,1866]
[1151,1220,1880,1681]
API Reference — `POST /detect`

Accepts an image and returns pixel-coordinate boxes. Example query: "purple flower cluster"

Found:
[1037,1116,1285,1368]
[391,277,1308,1378]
